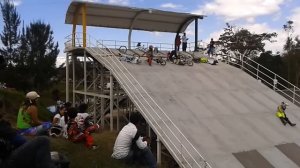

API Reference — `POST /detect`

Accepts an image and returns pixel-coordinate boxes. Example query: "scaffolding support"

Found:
[157,138,162,166]
[66,53,70,102]
[110,72,114,131]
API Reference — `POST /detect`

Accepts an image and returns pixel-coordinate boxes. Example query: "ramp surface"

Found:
[86,47,300,168]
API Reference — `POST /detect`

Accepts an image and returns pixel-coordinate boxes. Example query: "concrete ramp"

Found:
[86,47,300,168]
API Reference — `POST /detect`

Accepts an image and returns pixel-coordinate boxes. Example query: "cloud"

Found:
[242,23,286,53]
[108,0,129,5]
[194,0,285,22]
[289,7,300,36]
[160,3,182,9]
[13,0,22,6]
[56,56,66,67]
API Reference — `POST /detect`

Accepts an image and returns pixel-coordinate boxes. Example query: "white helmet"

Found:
[281,102,288,109]
[26,91,40,100]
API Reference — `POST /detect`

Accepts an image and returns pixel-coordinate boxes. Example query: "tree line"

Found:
[217,21,300,88]
[0,0,59,91]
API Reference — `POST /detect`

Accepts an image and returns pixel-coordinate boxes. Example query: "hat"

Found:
[26,91,40,100]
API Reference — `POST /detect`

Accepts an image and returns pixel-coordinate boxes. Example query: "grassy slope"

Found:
[50,131,136,168]
[1,89,173,168]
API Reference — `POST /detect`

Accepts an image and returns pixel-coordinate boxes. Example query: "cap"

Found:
[26,91,40,100]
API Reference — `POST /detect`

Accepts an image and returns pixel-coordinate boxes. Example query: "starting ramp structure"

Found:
[65,40,300,168]
[64,1,300,168]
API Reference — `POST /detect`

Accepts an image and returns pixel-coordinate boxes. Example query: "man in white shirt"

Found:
[182,32,188,51]
[111,112,157,168]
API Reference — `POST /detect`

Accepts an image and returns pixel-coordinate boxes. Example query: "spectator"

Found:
[67,107,100,149]
[49,105,67,138]
[276,102,296,126]
[207,38,215,57]
[112,112,157,168]
[182,33,188,52]
[0,116,55,168]
[17,91,51,136]
[175,34,181,51]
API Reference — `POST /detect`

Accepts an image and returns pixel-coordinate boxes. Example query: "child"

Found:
[49,105,68,138]
[67,107,100,149]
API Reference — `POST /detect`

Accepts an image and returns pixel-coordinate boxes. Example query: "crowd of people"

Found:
[0,91,158,168]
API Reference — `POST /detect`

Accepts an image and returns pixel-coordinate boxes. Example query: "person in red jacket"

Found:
[67,107,100,149]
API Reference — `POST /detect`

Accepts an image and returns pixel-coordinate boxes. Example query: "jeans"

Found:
[182,42,187,51]
[7,136,54,168]
[124,147,157,168]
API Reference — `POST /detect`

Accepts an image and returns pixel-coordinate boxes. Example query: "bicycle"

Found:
[174,54,193,66]
[153,55,166,66]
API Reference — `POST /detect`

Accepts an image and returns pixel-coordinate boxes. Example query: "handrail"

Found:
[65,32,209,52]
[224,54,300,106]
[66,33,211,168]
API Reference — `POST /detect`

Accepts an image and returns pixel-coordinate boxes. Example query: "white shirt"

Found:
[111,123,148,159]
[182,35,188,43]
[53,114,66,127]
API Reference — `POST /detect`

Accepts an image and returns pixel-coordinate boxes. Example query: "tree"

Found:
[25,20,59,89]
[218,23,277,58]
[0,0,21,66]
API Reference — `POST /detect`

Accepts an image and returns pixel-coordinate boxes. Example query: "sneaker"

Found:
[291,123,296,127]
[91,145,99,150]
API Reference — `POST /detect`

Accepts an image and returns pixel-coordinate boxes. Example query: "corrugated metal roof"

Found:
[65,1,203,33]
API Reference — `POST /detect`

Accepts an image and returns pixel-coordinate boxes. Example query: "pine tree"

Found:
[0,0,21,66]
[25,20,59,89]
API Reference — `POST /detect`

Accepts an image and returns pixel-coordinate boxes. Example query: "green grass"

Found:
[1,88,174,168]
[50,131,141,168]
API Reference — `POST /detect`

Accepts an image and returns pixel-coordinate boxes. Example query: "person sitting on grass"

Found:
[111,112,157,168]
[67,107,100,150]
[17,91,51,136]
[0,115,55,168]
[49,104,68,138]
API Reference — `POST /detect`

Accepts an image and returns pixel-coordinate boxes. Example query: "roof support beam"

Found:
[128,10,148,49]
[81,4,87,48]
[72,5,80,47]
[194,18,198,51]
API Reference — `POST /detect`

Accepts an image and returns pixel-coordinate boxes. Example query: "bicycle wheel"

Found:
[118,46,127,54]
[187,60,194,66]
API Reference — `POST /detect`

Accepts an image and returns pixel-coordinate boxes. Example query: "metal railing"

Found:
[66,33,211,168]
[224,54,300,106]
[65,33,209,52]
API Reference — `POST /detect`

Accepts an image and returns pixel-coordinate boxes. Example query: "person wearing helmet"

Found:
[17,91,52,135]
[276,102,296,126]
[146,45,154,66]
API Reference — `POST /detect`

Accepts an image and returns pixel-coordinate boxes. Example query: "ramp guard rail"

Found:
[65,33,212,168]
[224,55,300,106]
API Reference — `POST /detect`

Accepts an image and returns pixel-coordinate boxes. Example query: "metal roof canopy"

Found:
[65,1,204,49]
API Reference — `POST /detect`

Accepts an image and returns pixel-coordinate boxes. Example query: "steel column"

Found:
[84,50,87,102]
[110,72,114,131]
[66,53,70,102]
[157,138,162,166]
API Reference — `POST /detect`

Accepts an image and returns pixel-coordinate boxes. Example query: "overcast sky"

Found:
[0,0,299,65]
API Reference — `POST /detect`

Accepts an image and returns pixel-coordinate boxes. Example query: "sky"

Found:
[0,0,299,66]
